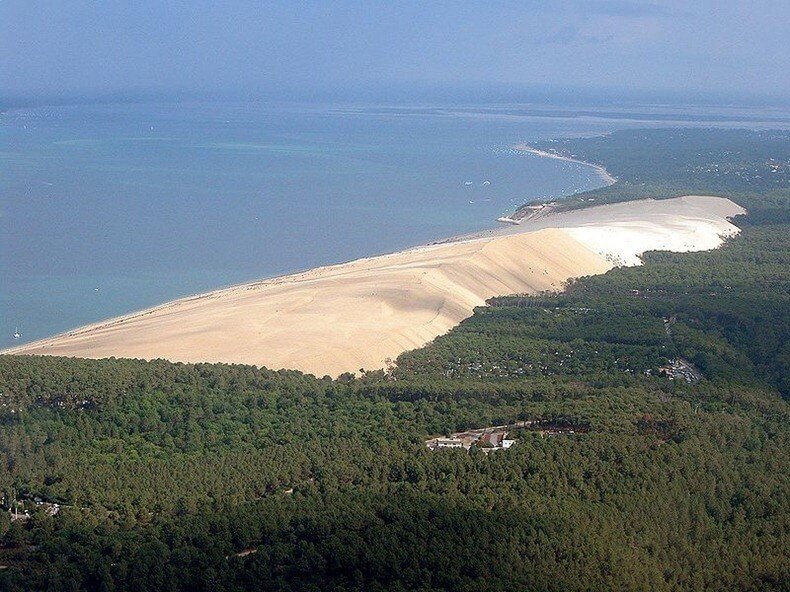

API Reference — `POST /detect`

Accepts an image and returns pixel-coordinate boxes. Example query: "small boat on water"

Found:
[464,181,473,186]
[13,327,21,339]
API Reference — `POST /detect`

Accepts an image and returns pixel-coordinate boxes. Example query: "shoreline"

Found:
[2,196,745,377]
[0,244,454,351]
[2,144,613,354]
[3,227,520,355]
[495,143,617,225]
[4,139,617,350]
[513,143,618,186]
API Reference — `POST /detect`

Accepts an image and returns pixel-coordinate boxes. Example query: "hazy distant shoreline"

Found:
[514,143,617,186]
[491,142,617,225]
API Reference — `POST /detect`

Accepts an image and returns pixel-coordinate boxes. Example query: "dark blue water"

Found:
[2,101,785,347]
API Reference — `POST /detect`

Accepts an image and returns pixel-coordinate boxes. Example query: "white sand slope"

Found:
[3,196,744,376]
[555,195,745,265]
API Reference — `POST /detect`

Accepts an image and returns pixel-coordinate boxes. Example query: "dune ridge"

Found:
[3,196,745,376]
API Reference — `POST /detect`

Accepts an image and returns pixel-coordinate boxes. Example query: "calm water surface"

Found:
[2,101,785,347]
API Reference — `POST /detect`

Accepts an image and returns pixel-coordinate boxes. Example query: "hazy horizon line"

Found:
[3,82,789,111]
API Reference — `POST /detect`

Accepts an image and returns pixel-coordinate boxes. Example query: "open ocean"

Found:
[2,101,788,348]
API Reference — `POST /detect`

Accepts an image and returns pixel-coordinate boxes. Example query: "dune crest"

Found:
[4,196,744,376]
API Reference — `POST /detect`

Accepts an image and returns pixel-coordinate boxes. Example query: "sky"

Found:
[1,0,788,103]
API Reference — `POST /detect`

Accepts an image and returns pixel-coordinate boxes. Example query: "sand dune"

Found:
[3,196,744,376]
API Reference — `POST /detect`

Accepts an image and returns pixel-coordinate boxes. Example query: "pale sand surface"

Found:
[513,143,617,186]
[3,196,745,376]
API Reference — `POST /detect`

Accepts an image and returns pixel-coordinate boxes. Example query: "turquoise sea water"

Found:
[2,101,787,348]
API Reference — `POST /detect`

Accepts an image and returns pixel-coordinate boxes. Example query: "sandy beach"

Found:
[3,196,744,377]
[514,143,618,186]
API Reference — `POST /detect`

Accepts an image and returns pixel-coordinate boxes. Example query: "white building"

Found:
[427,437,467,449]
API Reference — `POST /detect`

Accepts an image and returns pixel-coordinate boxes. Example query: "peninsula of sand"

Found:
[4,196,744,377]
